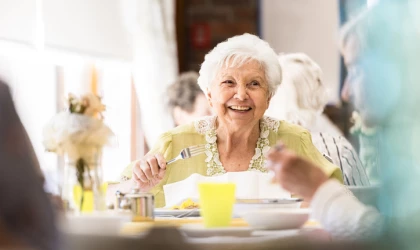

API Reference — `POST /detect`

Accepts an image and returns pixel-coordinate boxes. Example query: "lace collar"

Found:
[194,116,280,176]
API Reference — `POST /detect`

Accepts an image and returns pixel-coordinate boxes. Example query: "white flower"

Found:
[82,93,105,117]
[43,112,115,162]
[260,129,269,138]
[206,134,217,143]
[214,153,222,165]
[252,148,261,160]
[205,150,213,162]
[262,145,271,155]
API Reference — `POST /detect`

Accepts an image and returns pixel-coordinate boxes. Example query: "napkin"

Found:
[163,171,290,207]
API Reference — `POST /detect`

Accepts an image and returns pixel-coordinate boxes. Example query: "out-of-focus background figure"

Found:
[266,53,341,137]
[166,71,212,126]
[267,0,420,246]
[267,53,370,186]
[0,80,58,250]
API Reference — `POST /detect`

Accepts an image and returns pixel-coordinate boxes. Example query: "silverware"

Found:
[176,208,200,218]
[166,144,206,165]
[236,198,303,204]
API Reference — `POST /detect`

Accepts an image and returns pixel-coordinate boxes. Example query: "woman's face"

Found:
[207,60,271,128]
[342,36,400,127]
[342,36,365,106]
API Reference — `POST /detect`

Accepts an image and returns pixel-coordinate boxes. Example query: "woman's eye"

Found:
[222,80,234,84]
[250,81,260,86]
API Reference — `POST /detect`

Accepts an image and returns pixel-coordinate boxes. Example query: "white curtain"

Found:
[120,0,178,149]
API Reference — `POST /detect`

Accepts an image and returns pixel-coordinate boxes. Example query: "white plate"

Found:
[62,212,131,235]
[233,199,301,217]
[154,208,200,217]
[180,224,252,238]
[241,208,310,230]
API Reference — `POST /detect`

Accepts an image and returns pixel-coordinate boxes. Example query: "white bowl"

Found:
[61,212,131,235]
[233,200,301,217]
[241,208,310,230]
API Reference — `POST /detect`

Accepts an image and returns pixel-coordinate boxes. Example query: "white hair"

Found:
[197,33,282,97]
[278,53,329,113]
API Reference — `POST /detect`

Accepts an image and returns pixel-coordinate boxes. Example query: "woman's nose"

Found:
[234,85,249,101]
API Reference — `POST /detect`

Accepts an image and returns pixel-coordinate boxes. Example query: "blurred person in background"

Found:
[266,53,342,137]
[268,0,420,243]
[166,71,213,126]
[266,53,370,186]
[340,16,381,185]
[0,79,58,250]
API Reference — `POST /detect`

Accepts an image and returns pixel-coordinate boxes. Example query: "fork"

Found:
[166,144,206,165]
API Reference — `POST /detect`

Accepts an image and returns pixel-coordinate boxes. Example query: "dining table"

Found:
[62,213,331,250]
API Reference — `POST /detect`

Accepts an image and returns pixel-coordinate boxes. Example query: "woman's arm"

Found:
[311,180,383,240]
[266,144,383,241]
[299,131,344,183]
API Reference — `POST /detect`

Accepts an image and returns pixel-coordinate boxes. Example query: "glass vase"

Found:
[61,149,106,213]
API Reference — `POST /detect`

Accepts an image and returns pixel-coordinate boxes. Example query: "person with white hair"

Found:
[266,53,370,186]
[120,33,342,207]
[266,52,342,137]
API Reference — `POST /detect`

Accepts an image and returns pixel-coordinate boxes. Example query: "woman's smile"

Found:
[228,105,252,112]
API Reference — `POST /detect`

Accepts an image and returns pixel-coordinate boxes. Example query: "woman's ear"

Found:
[267,94,272,107]
[206,88,213,107]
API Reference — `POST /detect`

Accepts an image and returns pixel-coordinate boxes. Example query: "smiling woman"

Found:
[120,33,343,208]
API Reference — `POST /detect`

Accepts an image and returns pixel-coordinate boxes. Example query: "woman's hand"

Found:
[132,153,167,192]
[266,143,328,202]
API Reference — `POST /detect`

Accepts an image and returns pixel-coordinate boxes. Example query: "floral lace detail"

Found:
[194,116,280,176]
[120,175,130,182]
[195,116,216,134]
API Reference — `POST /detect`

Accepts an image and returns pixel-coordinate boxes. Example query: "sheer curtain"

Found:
[120,0,178,148]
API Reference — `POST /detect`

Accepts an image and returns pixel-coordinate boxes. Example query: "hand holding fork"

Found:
[132,144,206,192]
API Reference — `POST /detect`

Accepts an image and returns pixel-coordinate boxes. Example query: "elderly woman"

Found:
[266,53,370,186]
[121,33,342,207]
[167,71,212,126]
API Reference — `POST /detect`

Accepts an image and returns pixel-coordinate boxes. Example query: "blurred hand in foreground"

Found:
[266,143,328,202]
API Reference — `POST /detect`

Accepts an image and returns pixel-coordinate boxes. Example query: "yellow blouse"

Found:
[121,116,343,207]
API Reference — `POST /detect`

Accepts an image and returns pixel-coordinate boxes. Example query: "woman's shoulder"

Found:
[263,116,309,137]
[164,116,216,137]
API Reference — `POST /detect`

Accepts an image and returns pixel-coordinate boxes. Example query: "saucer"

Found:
[180,224,252,238]
[241,208,310,230]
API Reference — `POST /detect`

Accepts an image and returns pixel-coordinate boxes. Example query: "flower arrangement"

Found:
[43,93,114,211]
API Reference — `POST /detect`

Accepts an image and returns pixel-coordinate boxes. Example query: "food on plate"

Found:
[171,198,200,210]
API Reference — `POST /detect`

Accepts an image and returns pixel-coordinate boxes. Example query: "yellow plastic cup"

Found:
[198,182,236,228]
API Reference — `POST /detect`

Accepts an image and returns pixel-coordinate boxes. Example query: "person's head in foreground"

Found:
[267,0,420,243]
[167,71,212,126]
[0,80,58,249]
[124,33,342,208]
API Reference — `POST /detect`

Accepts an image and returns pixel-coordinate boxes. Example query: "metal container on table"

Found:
[114,188,155,222]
